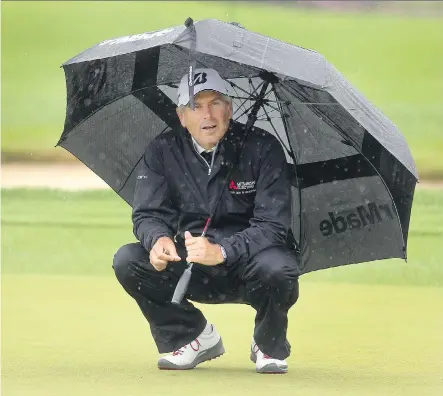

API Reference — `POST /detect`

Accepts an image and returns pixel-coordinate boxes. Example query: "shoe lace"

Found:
[172,339,201,356]
[172,345,187,356]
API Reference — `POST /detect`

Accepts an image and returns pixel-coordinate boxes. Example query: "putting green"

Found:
[2,188,443,394]
[2,275,442,396]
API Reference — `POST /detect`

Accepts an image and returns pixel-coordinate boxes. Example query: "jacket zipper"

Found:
[198,150,216,176]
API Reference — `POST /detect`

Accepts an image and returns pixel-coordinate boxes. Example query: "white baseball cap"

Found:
[177,68,229,106]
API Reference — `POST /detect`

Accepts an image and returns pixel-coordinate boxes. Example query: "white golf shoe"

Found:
[158,324,225,370]
[250,338,288,374]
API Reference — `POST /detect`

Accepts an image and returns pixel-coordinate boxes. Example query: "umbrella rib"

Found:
[231,85,253,118]
[256,115,283,120]
[265,99,343,106]
[229,81,255,98]
[249,78,266,101]
[261,105,280,117]
[261,104,293,158]
[229,79,262,100]
[233,98,252,118]
[232,96,252,118]
[263,101,281,113]
[230,95,254,100]
[233,102,256,121]
[264,88,274,100]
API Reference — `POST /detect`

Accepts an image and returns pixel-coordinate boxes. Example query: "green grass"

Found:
[2,276,442,396]
[2,188,443,286]
[2,2,443,177]
[1,188,443,395]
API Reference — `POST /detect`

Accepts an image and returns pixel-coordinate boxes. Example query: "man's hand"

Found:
[150,237,181,271]
[184,231,224,266]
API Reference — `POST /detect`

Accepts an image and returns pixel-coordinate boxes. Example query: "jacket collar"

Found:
[181,119,246,170]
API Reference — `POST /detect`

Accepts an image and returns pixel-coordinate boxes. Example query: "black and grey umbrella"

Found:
[57,18,418,280]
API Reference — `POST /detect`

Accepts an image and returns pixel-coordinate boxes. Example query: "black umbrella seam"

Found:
[273,82,303,256]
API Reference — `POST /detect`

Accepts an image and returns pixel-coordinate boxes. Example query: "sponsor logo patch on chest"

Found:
[228,180,256,195]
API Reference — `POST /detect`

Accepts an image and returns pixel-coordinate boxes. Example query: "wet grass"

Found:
[2,2,443,177]
[1,187,443,395]
[1,275,442,396]
[2,188,443,286]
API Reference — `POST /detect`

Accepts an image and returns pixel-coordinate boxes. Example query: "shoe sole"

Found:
[250,352,288,374]
[158,338,225,370]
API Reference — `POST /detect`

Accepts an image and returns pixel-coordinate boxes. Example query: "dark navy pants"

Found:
[113,240,300,360]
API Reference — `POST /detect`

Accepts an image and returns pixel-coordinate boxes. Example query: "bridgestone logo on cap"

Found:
[193,72,208,86]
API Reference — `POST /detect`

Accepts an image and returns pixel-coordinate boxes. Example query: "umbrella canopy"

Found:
[58,18,418,274]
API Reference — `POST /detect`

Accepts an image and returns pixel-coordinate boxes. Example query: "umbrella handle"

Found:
[171,219,209,304]
[171,265,193,304]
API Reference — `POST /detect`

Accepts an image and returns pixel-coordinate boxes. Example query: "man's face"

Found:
[176,90,233,150]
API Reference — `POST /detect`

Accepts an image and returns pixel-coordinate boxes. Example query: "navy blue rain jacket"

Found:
[132,120,293,267]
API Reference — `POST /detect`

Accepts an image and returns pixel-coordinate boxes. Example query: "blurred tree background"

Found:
[2,1,442,178]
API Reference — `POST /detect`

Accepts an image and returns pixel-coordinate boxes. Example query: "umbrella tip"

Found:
[229,21,246,29]
[184,17,194,27]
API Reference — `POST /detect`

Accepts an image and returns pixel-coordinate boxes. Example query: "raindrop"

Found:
[84,98,92,107]
[99,152,106,160]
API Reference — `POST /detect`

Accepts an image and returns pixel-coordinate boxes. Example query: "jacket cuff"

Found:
[145,232,173,252]
[218,241,236,267]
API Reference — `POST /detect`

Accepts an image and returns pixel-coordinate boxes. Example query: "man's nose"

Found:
[201,105,212,119]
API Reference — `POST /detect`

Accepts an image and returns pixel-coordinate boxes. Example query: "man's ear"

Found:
[176,108,186,128]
